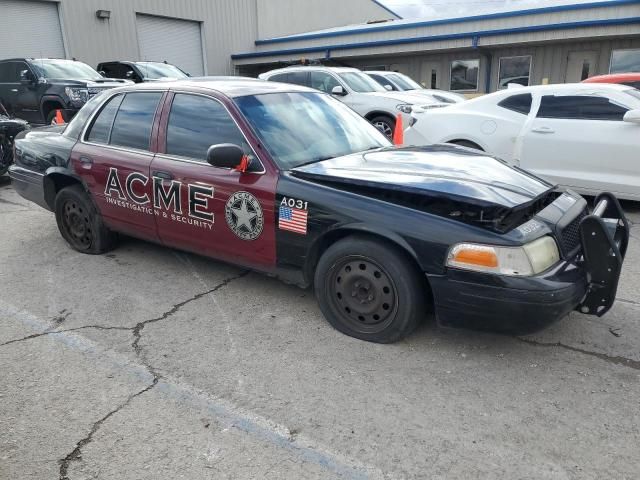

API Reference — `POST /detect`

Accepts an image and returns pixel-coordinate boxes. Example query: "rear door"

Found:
[71,90,165,241]
[520,93,637,196]
[151,91,277,269]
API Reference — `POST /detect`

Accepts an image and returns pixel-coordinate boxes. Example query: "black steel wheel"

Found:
[315,236,427,343]
[54,184,116,254]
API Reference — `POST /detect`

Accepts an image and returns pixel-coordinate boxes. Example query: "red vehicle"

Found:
[583,73,640,89]
[8,79,629,343]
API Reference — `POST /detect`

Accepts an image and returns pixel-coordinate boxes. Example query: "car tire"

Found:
[314,236,426,343]
[54,184,116,254]
[370,115,395,139]
[448,140,484,151]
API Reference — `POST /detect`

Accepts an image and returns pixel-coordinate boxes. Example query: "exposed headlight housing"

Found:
[396,104,413,114]
[446,237,560,276]
[65,87,89,106]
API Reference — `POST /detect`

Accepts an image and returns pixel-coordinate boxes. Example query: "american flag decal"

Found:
[279,205,308,235]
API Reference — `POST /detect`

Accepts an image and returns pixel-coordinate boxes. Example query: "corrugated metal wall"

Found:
[28,0,259,74]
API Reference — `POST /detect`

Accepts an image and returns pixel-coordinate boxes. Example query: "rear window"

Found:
[109,92,163,150]
[498,93,533,115]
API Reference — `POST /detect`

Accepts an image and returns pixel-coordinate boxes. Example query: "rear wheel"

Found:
[314,236,427,343]
[370,115,395,139]
[54,185,116,254]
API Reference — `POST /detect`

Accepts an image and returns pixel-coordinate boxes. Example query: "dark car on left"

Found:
[97,61,189,83]
[9,78,629,344]
[0,58,129,125]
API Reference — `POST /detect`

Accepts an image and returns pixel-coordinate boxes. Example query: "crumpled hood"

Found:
[291,145,557,232]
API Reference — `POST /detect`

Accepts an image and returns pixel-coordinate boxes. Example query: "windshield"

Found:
[136,62,188,79]
[235,92,390,169]
[387,73,422,91]
[338,72,386,93]
[31,59,102,80]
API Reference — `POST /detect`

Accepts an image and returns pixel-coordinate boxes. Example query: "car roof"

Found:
[365,71,397,76]
[113,76,315,97]
[583,72,640,83]
[263,66,360,75]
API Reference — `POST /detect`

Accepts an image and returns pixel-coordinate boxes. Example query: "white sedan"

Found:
[404,83,640,201]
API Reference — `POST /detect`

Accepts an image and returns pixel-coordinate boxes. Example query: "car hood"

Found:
[291,145,557,232]
[365,90,441,105]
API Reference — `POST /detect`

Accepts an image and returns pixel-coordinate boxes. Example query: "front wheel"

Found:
[54,185,116,254]
[370,115,395,139]
[314,236,427,343]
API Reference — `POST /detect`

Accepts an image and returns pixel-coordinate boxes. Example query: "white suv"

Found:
[259,66,446,138]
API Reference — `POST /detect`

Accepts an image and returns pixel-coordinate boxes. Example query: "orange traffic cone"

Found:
[54,109,65,125]
[392,113,404,146]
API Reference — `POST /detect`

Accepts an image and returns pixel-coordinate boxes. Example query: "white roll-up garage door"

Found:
[136,14,205,77]
[0,0,65,59]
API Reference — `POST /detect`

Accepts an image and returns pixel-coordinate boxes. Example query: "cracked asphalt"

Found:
[1,175,639,480]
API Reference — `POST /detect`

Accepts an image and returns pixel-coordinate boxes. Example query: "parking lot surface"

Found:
[1,175,639,480]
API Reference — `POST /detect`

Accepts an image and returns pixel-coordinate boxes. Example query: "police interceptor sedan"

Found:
[9,79,630,343]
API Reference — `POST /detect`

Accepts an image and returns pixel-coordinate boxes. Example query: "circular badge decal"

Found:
[225,191,264,241]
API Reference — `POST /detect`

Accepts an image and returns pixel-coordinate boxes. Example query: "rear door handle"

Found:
[531,126,555,134]
[10,89,18,93]
[153,170,174,180]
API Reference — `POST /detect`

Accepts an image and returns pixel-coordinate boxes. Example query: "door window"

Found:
[166,93,253,164]
[86,94,124,144]
[287,71,308,86]
[110,92,163,150]
[537,95,629,121]
[310,71,341,93]
[0,63,13,82]
[498,93,533,115]
[450,59,479,91]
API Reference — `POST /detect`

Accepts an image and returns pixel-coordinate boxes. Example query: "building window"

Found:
[450,59,479,91]
[498,55,532,89]
[610,48,640,74]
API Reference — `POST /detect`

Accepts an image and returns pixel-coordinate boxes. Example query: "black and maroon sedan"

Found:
[9,79,629,343]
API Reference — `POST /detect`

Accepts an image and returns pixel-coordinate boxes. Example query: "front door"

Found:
[520,92,638,197]
[151,92,277,270]
[71,91,164,241]
[565,51,599,82]
[14,61,41,123]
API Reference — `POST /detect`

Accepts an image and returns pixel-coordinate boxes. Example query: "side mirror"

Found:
[384,84,393,91]
[331,85,347,96]
[126,70,134,78]
[20,70,34,85]
[207,144,247,171]
[623,109,640,124]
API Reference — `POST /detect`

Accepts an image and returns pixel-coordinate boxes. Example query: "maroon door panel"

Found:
[150,156,277,270]
[71,142,158,242]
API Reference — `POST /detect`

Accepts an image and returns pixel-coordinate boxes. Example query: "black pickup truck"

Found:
[0,58,129,125]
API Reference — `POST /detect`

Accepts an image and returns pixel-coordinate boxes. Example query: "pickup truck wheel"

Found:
[314,236,426,343]
[54,185,116,254]
[370,115,395,139]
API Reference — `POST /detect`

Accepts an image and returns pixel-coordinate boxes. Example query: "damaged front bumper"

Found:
[427,192,630,334]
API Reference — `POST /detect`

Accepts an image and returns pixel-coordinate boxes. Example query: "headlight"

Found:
[396,104,413,114]
[64,87,89,106]
[446,237,560,276]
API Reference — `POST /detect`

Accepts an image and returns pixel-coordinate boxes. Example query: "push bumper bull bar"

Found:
[578,192,630,316]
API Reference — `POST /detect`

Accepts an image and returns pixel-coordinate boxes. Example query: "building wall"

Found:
[256,0,398,39]
[345,37,640,93]
[23,0,259,74]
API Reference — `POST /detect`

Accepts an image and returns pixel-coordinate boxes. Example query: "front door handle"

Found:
[10,89,18,93]
[531,126,555,134]
[153,170,174,180]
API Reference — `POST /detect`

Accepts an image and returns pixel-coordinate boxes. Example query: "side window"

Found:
[287,71,308,87]
[110,92,163,150]
[86,94,124,144]
[269,73,288,83]
[310,72,340,93]
[11,62,27,82]
[0,63,11,82]
[538,95,628,121]
[498,93,533,115]
[166,94,252,163]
